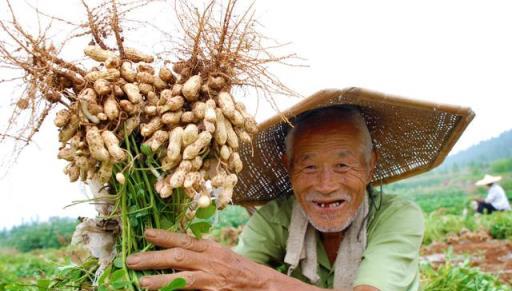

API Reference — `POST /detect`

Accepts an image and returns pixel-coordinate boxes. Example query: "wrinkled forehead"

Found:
[293,119,368,147]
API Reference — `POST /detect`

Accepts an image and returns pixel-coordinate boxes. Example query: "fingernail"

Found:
[145,229,157,238]
[126,255,139,265]
[139,277,148,287]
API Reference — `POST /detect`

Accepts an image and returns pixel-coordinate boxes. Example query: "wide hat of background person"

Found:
[233,87,475,205]
[475,174,503,186]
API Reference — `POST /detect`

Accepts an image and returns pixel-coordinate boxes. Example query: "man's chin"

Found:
[308,218,350,233]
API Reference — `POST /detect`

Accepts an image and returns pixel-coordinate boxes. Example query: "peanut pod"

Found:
[54,109,71,128]
[182,124,199,146]
[167,127,184,161]
[225,120,239,149]
[101,130,126,162]
[159,66,176,83]
[145,130,169,152]
[214,109,227,145]
[122,83,143,104]
[169,169,187,189]
[84,46,117,62]
[182,75,202,101]
[85,69,120,82]
[120,62,136,82]
[217,91,235,118]
[93,79,111,96]
[97,160,114,184]
[122,116,140,137]
[57,147,74,161]
[228,152,243,173]
[183,131,212,159]
[162,111,182,125]
[124,47,154,63]
[86,126,110,161]
[58,114,80,143]
[192,102,206,120]
[141,117,162,137]
[181,111,196,123]
[103,96,119,120]
[184,171,200,188]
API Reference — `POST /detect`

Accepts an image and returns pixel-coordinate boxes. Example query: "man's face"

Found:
[287,120,376,233]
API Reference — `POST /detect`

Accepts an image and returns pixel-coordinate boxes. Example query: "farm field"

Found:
[1,139,512,290]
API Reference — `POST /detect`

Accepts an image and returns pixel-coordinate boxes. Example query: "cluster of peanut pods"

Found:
[55,46,257,209]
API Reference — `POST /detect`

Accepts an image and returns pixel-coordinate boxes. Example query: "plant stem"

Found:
[120,183,134,290]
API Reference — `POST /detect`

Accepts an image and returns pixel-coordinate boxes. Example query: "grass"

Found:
[0,248,72,290]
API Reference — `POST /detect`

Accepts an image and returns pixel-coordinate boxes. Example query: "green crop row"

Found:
[423,210,512,245]
[421,259,511,291]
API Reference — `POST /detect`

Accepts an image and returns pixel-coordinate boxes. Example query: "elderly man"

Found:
[127,88,474,290]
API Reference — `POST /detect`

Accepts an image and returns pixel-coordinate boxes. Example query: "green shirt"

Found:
[234,194,424,290]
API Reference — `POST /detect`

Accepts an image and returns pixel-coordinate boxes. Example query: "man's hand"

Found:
[126,229,379,291]
[126,228,313,290]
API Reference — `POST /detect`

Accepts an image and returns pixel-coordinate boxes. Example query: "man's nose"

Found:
[314,168,338,194]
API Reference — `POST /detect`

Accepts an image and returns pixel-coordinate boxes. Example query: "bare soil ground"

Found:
[422,230,512,284]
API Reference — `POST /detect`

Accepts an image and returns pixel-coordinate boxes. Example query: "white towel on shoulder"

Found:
[284,196,369,289]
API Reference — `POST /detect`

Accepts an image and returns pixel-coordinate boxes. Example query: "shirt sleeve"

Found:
[233,203,287,267]
[353,200,424,291]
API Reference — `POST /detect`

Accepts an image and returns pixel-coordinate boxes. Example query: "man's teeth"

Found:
[317,201,342,208]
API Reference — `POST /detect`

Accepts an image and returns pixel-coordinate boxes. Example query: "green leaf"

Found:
[110,269,131,289]
[195,204,216,219]
[98,265,112,284]
[160,277,187,291]
[130,216,140,228]
[112,280,131,290]
[113,257,124,269]
[111,269,127,282]
[141,144,153,156]
[160,217,174,230]
[37,279,50,290]
[135,209,149,218]
[189,221,212,239]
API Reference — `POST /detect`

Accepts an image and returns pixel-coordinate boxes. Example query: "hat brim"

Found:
[234,87,475,205]
[475,176,502,186]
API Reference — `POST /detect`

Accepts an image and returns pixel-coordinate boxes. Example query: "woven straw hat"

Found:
[234,87,475,205]
[475,174,502,186]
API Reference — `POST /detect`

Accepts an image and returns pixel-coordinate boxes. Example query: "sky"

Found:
[1,0,512,229]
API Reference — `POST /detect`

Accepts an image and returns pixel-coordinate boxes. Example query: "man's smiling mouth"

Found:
[312,199,346,209]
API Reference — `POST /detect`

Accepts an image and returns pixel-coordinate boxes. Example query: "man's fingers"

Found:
[139,271,216,290]
[127,248,205,271]
[144,228,213,252]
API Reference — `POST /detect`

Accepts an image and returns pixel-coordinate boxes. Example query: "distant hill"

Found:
[440,129,512,169]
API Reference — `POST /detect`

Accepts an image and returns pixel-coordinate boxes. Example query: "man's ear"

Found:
[368,149,378,178]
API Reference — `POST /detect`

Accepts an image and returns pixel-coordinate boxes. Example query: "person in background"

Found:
[472,174,511,214]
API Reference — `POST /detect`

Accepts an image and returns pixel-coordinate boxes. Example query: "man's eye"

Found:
[335,163,348,169]
[304,165,317,171]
